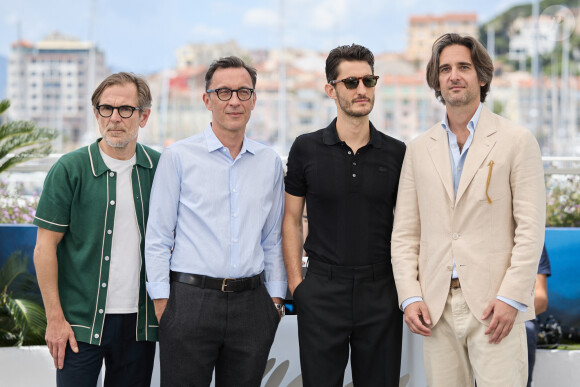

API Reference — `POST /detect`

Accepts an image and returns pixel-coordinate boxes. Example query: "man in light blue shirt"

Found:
[145,56,287,387]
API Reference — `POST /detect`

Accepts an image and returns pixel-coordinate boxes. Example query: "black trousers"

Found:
[159,281,280,387]
[294,260,403,387]
[56,313,156,387]
[525,319,538,387]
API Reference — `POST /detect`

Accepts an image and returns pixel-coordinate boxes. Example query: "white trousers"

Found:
[423,287,527,387]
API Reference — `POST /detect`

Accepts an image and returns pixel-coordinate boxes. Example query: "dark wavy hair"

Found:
[426,33,494,104]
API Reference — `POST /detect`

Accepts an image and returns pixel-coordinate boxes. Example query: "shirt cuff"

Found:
[146,282,170,300]
[402,296,423,311]
[264,280,288,299]
[497,296,527,312]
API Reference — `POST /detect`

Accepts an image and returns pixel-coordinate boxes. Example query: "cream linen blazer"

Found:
[391,106,546,327]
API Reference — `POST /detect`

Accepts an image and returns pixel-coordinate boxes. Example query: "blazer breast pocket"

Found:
[470,161,511,202]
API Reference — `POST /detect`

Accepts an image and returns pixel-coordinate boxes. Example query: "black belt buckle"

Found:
[221,278,236,292]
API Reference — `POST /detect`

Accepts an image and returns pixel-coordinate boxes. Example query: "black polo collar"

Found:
[322,118,383,148]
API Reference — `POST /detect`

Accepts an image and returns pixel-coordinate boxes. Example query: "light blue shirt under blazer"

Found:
[145,124,287,299]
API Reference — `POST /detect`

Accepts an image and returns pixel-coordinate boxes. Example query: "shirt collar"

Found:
[322,118,383,148]
[204,124,255,156]
[440,102,483,134]
[88,139,154,177]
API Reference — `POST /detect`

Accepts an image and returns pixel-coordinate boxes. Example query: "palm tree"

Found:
[0,99,58,173]
[0,252,46,346]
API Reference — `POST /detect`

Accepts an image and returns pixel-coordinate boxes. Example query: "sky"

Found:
[0,0,527,75]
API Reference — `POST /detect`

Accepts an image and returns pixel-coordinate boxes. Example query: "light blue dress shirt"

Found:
[145,124,287,299]
[402,104,525,312]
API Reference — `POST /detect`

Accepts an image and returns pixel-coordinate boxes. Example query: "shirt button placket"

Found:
[350,151,358,179]
[96,170,116,343]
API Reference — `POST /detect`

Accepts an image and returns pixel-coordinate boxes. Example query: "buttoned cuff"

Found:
[264,280,288,299]
[497,296,527,312]
[146,281,170,300]
[402,296,423,311]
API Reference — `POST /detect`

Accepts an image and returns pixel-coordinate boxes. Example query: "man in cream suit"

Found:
[391,33,546,386]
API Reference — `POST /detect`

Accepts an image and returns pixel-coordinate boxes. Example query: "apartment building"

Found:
[406,13,478,64]
[7,32,108,151]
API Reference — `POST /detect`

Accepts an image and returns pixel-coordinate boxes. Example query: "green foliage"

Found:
[0,252,46,346]
[557,344,580,350]
[0,99,58,174]
[546,175,580,227]
[492,100,504,115]
[539,34,580,76]
[479,0,579,56]
[479,3,532,54]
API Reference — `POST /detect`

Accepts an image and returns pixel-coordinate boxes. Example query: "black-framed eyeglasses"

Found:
[96,105,142,119]
[329,75,379,90]
[206,87,254,101]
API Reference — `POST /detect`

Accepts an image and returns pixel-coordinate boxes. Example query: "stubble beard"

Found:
[337,94,375,118]
[444,92,470,107]
[442,84,478,107]
[103,127,138,149]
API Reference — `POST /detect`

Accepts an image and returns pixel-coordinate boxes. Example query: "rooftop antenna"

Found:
[85,0,97,144]
[487,25,495,110]
[277,0,287,154]
[17,20,22,42]
[530,0,540,139]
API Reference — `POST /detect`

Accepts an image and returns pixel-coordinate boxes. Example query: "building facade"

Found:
[406,13,479,64]
[7,32,108,151]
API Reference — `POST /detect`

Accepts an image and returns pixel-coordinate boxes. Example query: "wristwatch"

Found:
[274,303,285,317]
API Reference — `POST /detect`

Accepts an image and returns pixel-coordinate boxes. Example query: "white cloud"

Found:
[4,11,21,25]
[243,8,278,28]
[190,24,225,39]
[307,0,348,30]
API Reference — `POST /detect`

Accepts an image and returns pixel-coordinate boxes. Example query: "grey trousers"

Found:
[159,281,280,387]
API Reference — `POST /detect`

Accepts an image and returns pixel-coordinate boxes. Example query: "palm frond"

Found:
[0,329,22,347]
[0,99,10,115]
[0,99,59,173]
[13,298,47,335]
[0,252,33,294]
[0,252,47,346]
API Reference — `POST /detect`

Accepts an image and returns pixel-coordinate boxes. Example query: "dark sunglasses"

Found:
[329,75,379,89]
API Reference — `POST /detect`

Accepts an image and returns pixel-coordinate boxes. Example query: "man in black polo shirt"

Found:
[283,44,406,386]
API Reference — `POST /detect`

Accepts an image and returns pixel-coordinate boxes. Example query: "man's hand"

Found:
[272,297,284,319]
[45,317,78,369]
[34,227,71,369]
[153,298,168,324]
[404,301,432,336]
[288,279,302,296]
[482,299,518,344]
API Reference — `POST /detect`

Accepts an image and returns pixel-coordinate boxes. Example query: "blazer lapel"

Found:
[455,107,497,204]
[427,126,455,204]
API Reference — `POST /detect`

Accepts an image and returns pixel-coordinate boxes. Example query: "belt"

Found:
[307,260,390,280]
[170,271,262,292]
[450,278,461,289]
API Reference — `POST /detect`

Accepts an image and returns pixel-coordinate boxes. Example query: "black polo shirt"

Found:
[285,118,406,267]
